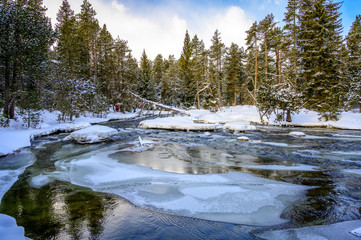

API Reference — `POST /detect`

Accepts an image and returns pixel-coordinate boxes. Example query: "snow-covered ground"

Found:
[0,110,138,156]
[1,106,360,156]
[140,105,361,131]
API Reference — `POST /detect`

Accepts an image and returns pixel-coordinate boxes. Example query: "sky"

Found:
[43,0,361,60]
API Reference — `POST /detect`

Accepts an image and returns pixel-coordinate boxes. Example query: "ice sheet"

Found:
[243,164,318,171]
[0,214,28,240]
[0,151,36,200]
[30,148,310,226]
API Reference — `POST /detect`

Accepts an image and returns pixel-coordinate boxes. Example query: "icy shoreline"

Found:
[1,106,360,156]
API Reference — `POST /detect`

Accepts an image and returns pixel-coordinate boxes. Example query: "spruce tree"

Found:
[56,0,78,74]
[178,30,194,107]
[191,35,208,109]
[346,15,361,112]
[138,50,154,101]
[245,22,260,104]
[76,0,100,79]
[224,43,245,106]
[209,30,225,108]
[152,54,164,101]
[298,0,343,120]
[97,24,114,100]
[0,0,55,119]
[164,55,179,106]
[283,0,300,93]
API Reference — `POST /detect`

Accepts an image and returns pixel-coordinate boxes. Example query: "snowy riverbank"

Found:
[1,106,360,156]
[140,105,361,131]
[0,110,139,156]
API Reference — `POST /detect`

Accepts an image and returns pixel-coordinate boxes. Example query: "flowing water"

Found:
[1,118,361,239]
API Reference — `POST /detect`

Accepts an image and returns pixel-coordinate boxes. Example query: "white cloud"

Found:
[196,6,252,50]
[43,0,253,60]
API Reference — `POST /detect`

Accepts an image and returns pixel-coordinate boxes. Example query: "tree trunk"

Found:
[254,40,258,105]
[197,78,200,109]
[265,39,268,82]
[286,109,292,122]
[234,82,237,106]
[3,57,11,117]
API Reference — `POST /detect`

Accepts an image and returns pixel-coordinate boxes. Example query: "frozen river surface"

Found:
[1,119,361,239]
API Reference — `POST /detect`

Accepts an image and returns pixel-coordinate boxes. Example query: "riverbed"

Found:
[1,118,361,239]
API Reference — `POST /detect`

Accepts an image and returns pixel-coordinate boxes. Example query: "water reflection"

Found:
[109,143,229,174]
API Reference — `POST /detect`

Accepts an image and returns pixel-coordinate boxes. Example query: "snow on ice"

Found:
[289,131,306,137]
[63,125,118,144]
[0,151,36,240]
[29,146,310,226]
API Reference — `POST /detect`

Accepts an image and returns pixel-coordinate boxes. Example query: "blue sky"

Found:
[44,0,360,60]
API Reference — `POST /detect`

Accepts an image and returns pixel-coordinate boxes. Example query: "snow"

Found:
[237,136,250,141]
[63,125,118,144]
[140,105,361,132]
[351,227,361,237]
[29,147,310,226]
[223,121,257,132]
[0,110,138,156]
[289,131,306,137]
[139,116,223,131]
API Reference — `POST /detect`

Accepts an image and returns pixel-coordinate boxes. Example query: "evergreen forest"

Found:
[1,0,361,126]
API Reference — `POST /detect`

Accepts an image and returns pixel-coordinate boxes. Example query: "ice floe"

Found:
[243,164,318,171]
[63,125,118,144]
[289,131,306,137]
[0,151,36,200]
[223,121,256,132]
[0,214,28,240]
[30,148,310,226]
[351,227,361,237]
[139,116,222,131]
[237,136,250,141]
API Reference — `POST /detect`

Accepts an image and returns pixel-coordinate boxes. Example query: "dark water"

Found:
[1,119,361,239]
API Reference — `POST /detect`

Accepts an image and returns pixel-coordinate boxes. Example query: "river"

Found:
[1,118,361,239]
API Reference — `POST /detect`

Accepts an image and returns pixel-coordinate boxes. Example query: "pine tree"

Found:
[191,35,208,109]
[97,24,114,100]
[138,50,154,101]
[56,0,78,74]
[0,0,55,119]
[152,54,164,101]
[245,22,260,104]
[178,30,194,107]
[298,0,343,120]
[224,43,245,106]
[209,30,225,108]
[283,0,300,93]
[258,14,276,83]
[76,0,100,79]
[346,15,361,112]
[164,55,179,106]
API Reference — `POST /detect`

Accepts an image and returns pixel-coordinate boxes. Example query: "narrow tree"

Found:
[178,30,194,107]
[346,15,361,112]
[245,22,260,104]
[209,30,225,108]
